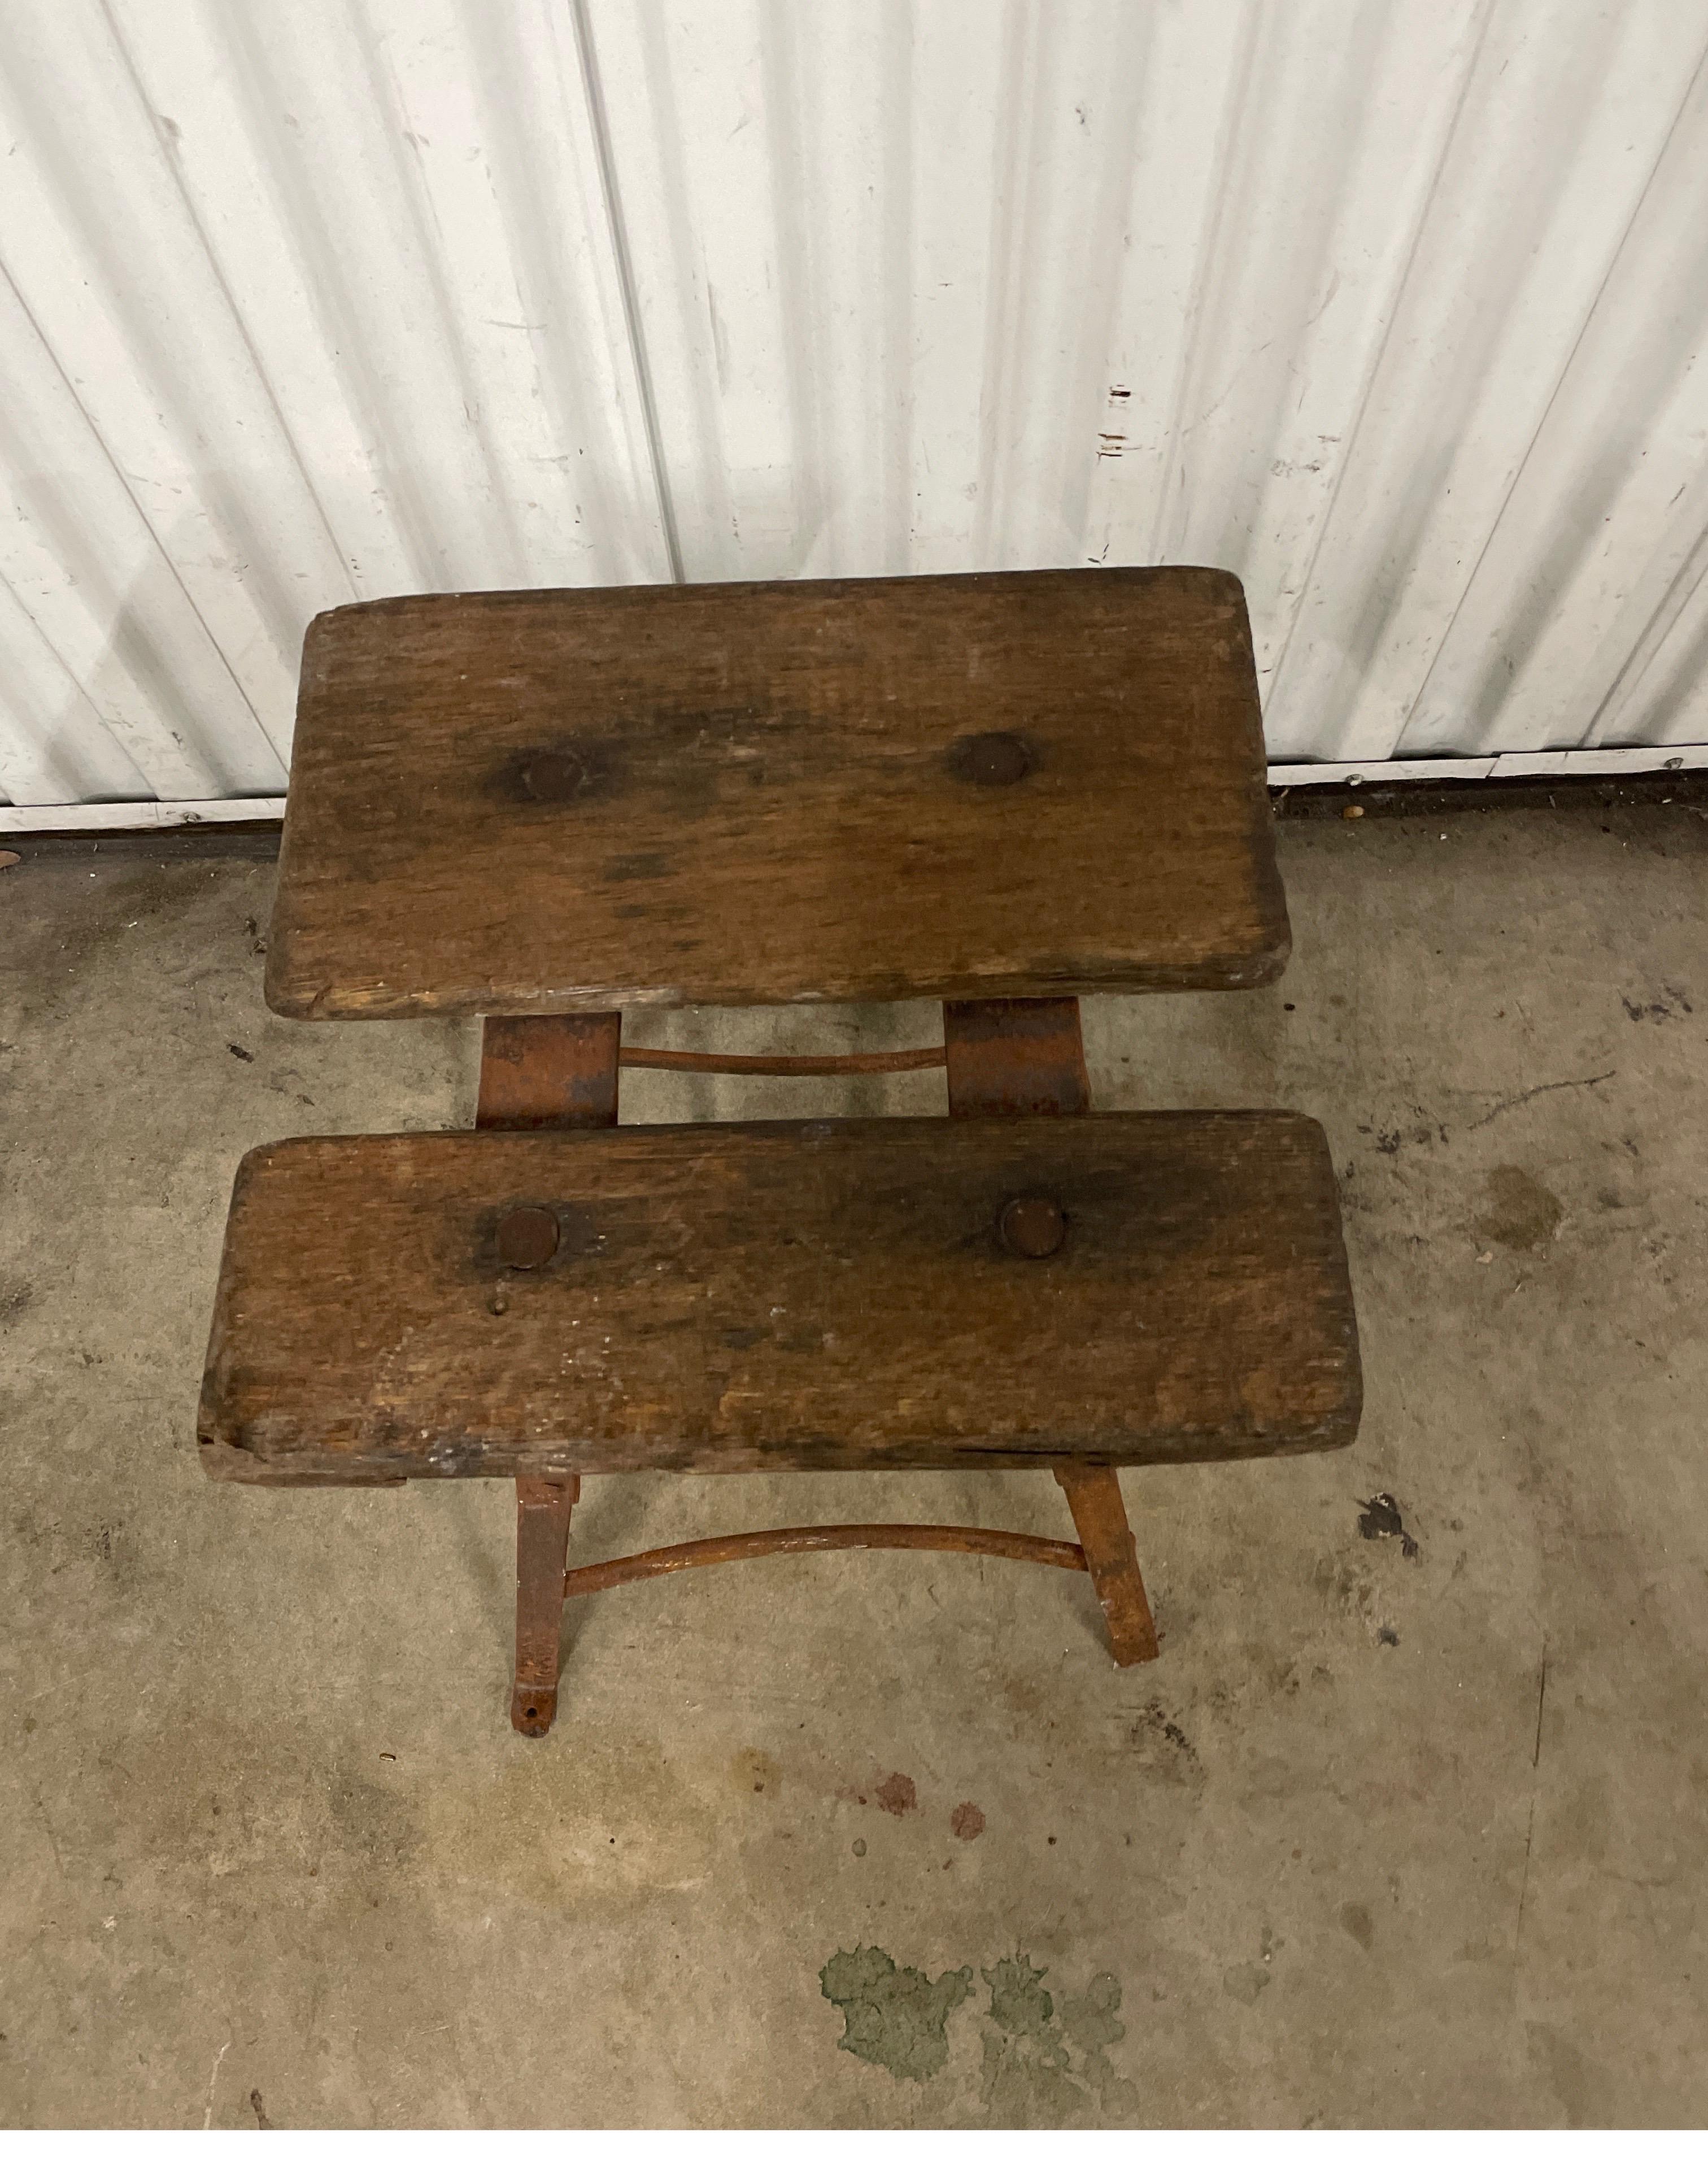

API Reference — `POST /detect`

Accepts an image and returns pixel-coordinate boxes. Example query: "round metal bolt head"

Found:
[496,1204,560,1270]
[948,730,1033,787]
[999,1194,1067,1259]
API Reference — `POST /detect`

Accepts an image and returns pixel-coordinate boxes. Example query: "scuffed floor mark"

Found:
[202,2038,230,2128]
[1467,1074,1613,1132]
[1119,1699,1203,1783]
[819,1947,973,2080]
[820,1947,1136,2115]
[1620,987,1690,1023]
[249,2088,273,2129]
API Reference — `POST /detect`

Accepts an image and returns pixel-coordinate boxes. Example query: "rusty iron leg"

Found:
[943,996,1090,1117]
[480,1002,1151,1708]
[511,1477,580,1736]
[1052,1461,1160,1666]
[477,1013,621,1130]
[480,1016,614,1738]
[947,1002,1154,1667]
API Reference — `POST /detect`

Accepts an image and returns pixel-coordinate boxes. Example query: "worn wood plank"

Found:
[266,568,1286,1018]
[199,1113,1360,1483]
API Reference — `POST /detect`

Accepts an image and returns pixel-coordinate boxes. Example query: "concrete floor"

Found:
[2,799,1706,2127]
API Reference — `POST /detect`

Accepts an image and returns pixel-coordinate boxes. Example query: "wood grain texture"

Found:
[199,1113,1360,1483]
[265,568,1286,1018]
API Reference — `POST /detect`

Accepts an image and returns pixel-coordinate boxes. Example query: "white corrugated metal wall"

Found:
[2,0,1706,824]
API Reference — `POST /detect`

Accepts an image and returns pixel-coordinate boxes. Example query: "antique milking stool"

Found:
[199,568,1361,1735]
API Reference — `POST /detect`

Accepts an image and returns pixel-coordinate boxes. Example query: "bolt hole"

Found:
[524,1706,538,1719]
[947,730,1034,787]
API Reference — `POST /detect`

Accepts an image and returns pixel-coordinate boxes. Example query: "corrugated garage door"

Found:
[1,0,1705,827]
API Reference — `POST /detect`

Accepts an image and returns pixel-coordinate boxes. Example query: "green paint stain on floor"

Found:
[980,1953,1080,2121]
[820,1945,1136,2117]
[1058,1971,1127,2100]
[985,1952,1057,2038]
[819,1947,974,2081]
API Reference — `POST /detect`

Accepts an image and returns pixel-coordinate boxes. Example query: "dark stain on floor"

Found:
[1358,1491,1421,1559]
[1621,986,1692,1022]
[1476,1165,1562,1251]
[873,1771,917,1817]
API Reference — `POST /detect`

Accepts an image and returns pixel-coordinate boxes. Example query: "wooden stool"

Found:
[199,568,1361,1735]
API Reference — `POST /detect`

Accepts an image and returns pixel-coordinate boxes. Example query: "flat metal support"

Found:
[618,1044,944,1076]
[564,1522,1087,1597]
[512,1476,579,1736]
[481,1017,611,1736]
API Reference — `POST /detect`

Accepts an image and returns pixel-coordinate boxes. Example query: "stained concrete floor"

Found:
[2,799,1706,2128]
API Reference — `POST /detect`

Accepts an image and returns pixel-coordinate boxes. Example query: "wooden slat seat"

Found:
[265,567,1286,1018]
[198,1113,1360,1487]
